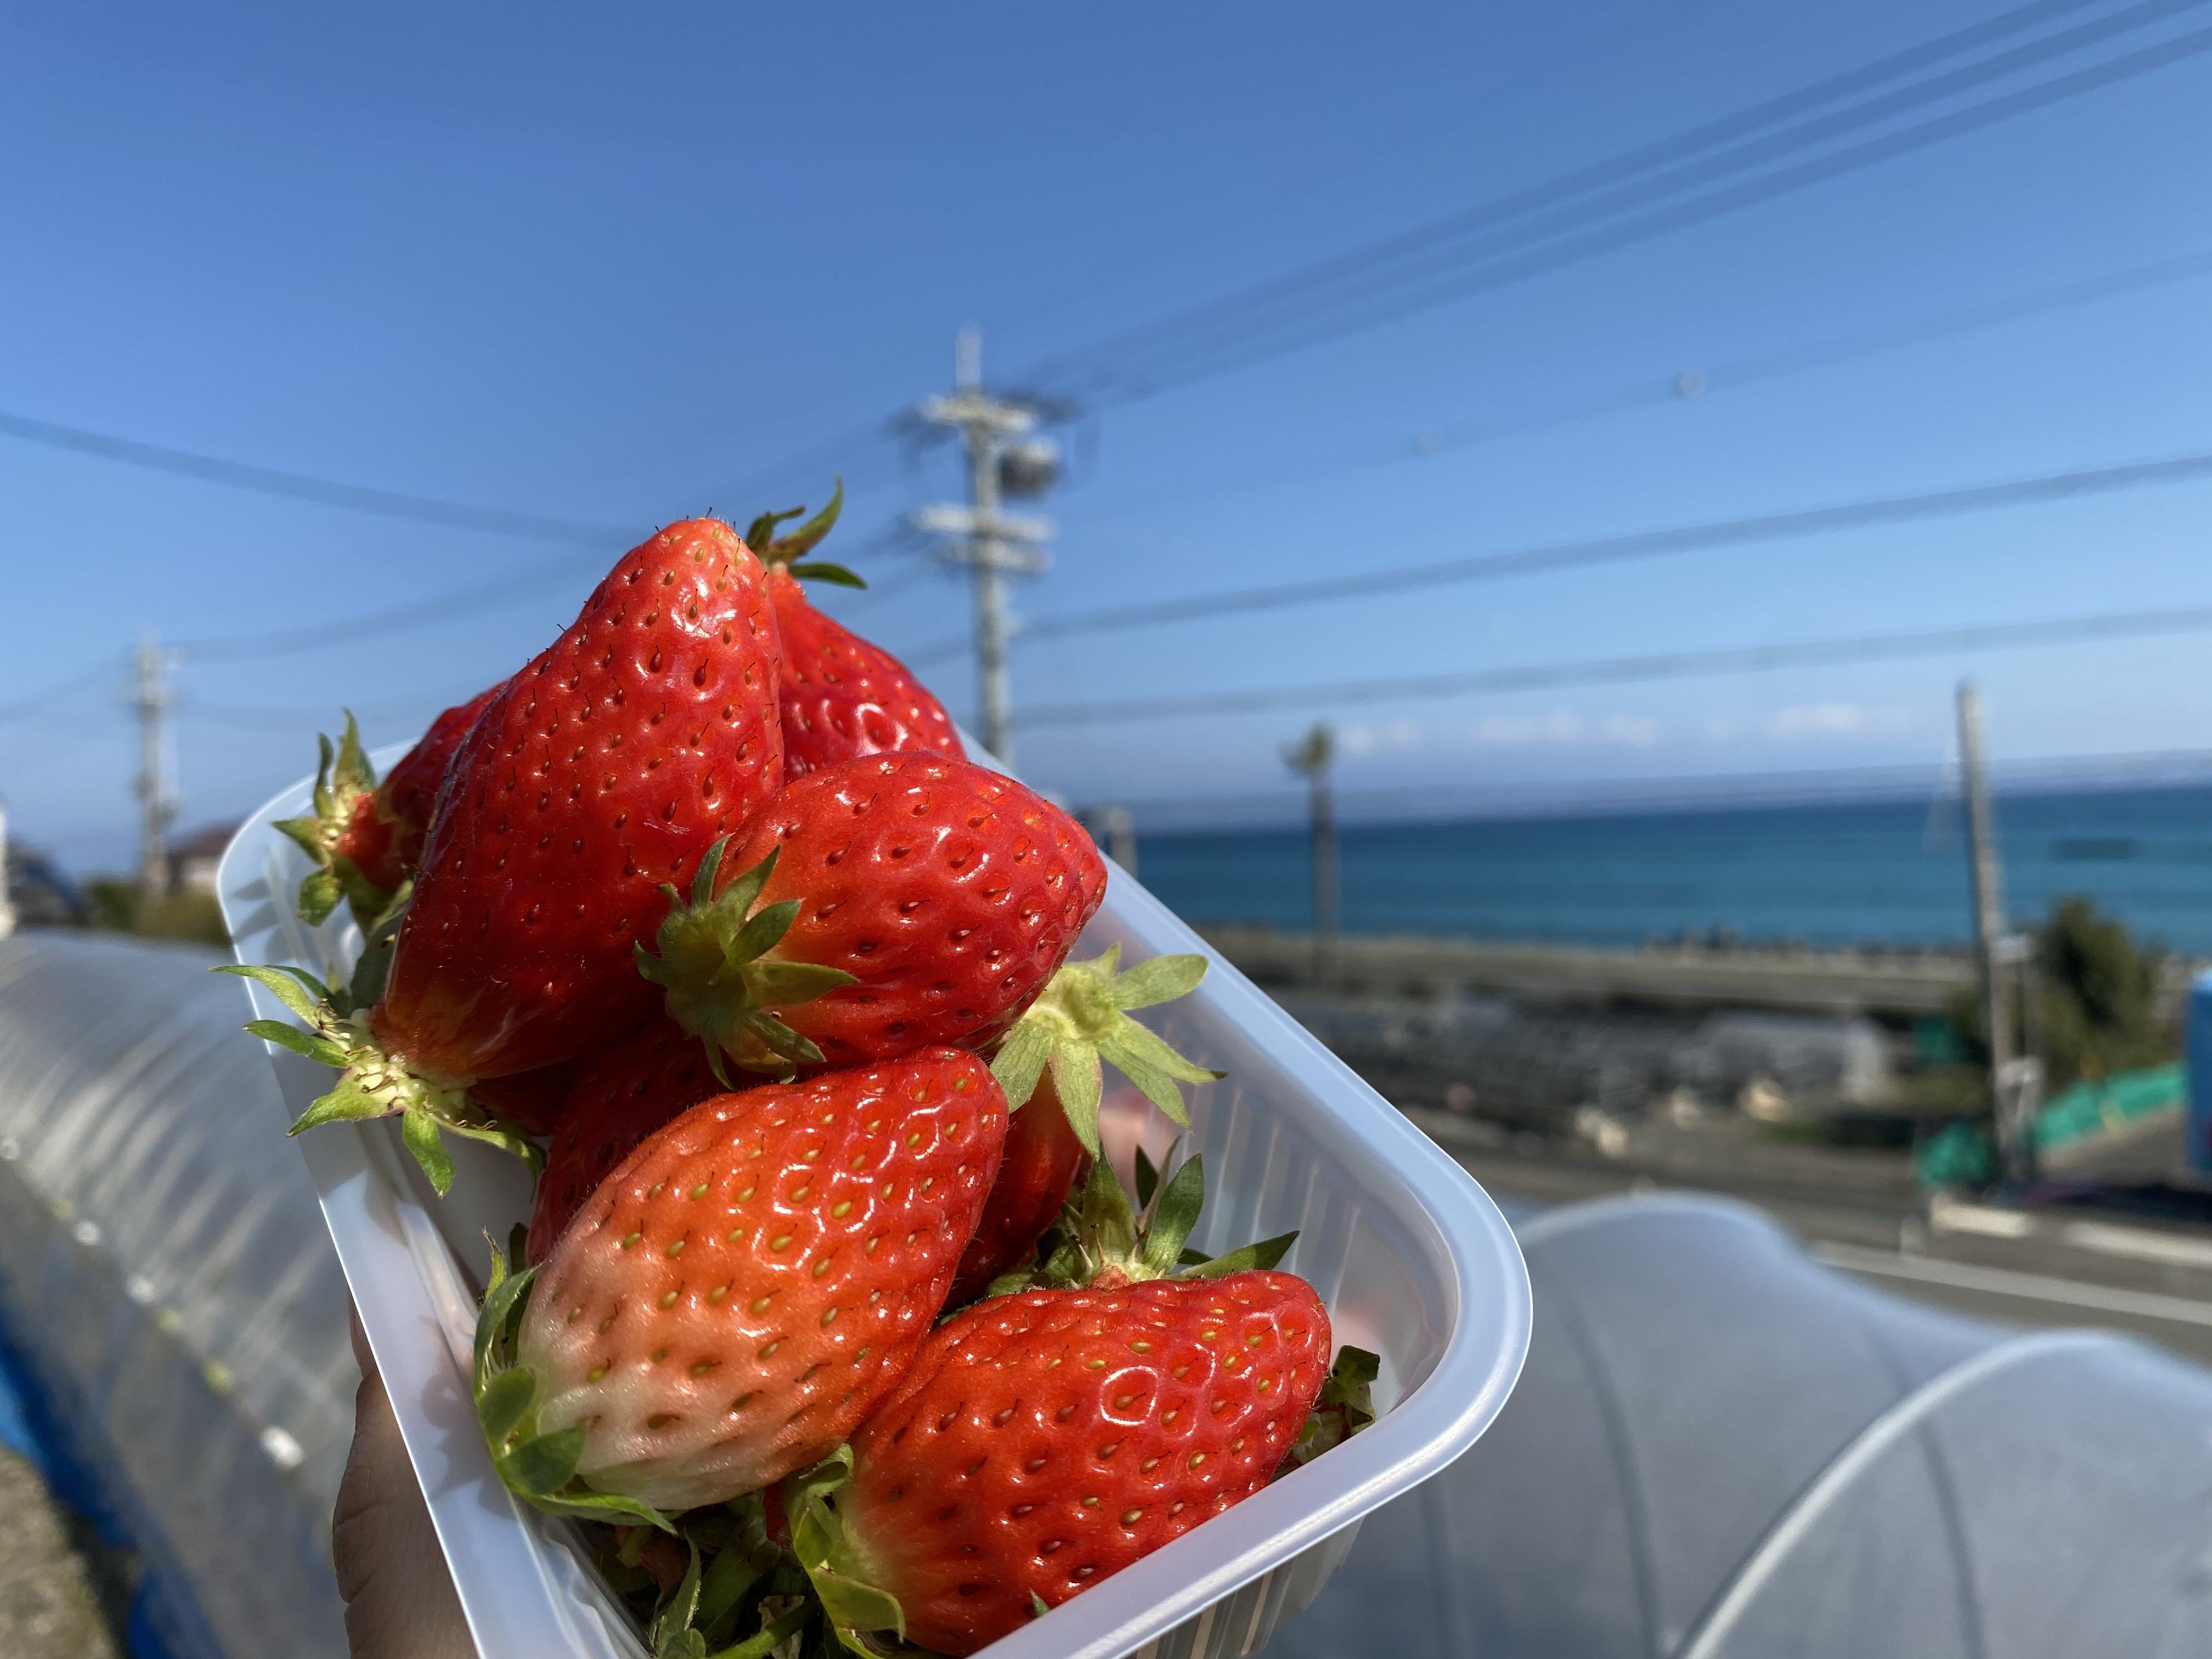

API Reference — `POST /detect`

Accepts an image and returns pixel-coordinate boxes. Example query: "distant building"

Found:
[168,824,241,895]
[4,843,87,928]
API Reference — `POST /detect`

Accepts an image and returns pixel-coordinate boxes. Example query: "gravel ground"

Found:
[0,1447,127,1658]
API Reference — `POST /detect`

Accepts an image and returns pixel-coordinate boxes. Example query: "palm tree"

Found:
[1282,723,1337,986]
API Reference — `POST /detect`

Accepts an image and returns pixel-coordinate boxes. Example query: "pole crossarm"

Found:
[910,329,1060,766]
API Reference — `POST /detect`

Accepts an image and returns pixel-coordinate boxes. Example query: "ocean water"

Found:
[1134,783,2212,955]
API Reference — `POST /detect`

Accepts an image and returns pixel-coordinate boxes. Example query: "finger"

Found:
[334,1331,474,1658]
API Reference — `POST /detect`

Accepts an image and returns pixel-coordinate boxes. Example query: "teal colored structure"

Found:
[2192,972,2212,1172]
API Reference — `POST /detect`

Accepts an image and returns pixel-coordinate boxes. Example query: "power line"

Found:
[173,551,608,662]
[1124,21,2212,399]
[569,3,2212,539]
[1022,0,2212,405]
[692,417,919,533]
[0,408,631,546]
[173,514,919,664]
[1014,598,2212,727]
[900,444,2212,665]
[1022,0,2120,392]
[181,677,496,733]
[1071,242,2212,521]
[0,662,121,727]
[706,0,2212,532]
[5,6,2192,619]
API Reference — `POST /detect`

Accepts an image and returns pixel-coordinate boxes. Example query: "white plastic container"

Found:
[219,746,1531,1659]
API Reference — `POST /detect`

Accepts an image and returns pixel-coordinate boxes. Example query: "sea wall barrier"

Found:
[1201,925,1983,1017]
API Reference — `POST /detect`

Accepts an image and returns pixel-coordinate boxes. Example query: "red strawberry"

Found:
[946,1069,1087,1306]
[469,1057,584,1141]
[746,484,964,779]
[376,686,500,875]
[526,1022,722,1263]
[230,517,785,1190]
[798,1272,1331,1655]
[636,752,1107,1078]
[487,1050,1009,1512]
[274,686,498,926]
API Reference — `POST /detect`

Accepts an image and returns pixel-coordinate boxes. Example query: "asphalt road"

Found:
[0,1449,125,1659]
[1408,1106,2212,1370]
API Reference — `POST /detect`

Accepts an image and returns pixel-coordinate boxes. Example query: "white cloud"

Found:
[1767,702,1866,736]
[1461,710,1660,748]
[1338,718,1421,756]
[1762,703,1915,738]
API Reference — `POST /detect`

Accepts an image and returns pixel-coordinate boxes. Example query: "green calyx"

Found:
[594,1481,811,1659]
[782,1448,927,1659]
[271,712,398,928]
[989,946,1226,1156]
[746,479,865,590]
[1287,1345,1383,1468]
[635,840,859,1086]
[215,957,541,1195]
[990,1148,1297,1298]
[472,1235,677,1533]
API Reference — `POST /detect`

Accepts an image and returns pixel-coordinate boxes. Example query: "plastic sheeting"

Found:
[1268,1193,2212,1659]
[0,932,349,1659]
[11,927,2212,1659]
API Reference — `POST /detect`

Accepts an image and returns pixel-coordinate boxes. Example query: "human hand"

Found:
[333,1308,476,1659]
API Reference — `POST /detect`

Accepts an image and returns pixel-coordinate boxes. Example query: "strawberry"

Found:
[473,1049,1010,1515]
[791,1270,1331,1655]
[274,687,498,926]
[376,686,499,871]
[469,1057,584,1141]
[526,1021,722,1263]
[780,1149,1327,1654]
[945,1069,1087,1307]
[746,484,964,779]
[225,516,785,1191]
[635,752,1107,1079]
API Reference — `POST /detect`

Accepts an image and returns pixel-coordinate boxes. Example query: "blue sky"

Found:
[3,1,2210,869]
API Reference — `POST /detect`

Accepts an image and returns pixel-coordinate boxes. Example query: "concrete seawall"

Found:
[1200,924,1979,1017]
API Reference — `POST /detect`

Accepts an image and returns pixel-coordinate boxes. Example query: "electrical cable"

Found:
[1069,243,2212,521]
[171,515,921,663]
[1023,0,2135,396]
[1060,15,2212,404]
[0,409,632,545]
[10,7,2197,590]
[897,444,2212,665]
[1013,1,2212,407]
[0,662,122,726]
[1014,598,2212,727]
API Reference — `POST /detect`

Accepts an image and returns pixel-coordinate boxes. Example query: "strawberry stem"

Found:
[781,1447,911,1656]
[746,479,846,573]
[996,1150,1296,1295]
[989,947,1226,1155]
[1286,1345,1383,1467]
[270,712,399,928]
[216,963,544,1195]
[635,840,859,1084]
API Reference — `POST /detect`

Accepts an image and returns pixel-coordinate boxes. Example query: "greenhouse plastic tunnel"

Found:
[2,930,2210,1659]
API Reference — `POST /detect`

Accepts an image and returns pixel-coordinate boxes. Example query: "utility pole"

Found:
[0,800,16,940]
[1283,723,1338,988]
[1956,681,2039,1186]
[129,631,179,914]
[915,329,1054,768]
